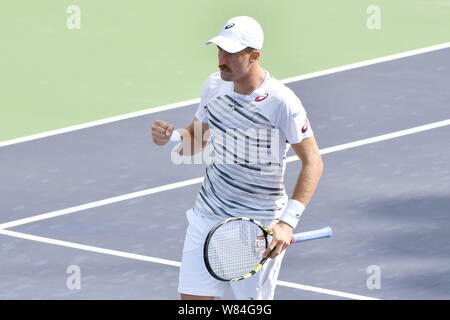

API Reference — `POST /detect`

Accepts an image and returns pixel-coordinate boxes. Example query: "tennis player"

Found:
[151,16,323,300]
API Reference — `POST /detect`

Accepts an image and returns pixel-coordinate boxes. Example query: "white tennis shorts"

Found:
[178,208,286,300]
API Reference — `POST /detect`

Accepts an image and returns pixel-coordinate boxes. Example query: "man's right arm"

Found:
[151,117,209,156]
[178,117,210,155]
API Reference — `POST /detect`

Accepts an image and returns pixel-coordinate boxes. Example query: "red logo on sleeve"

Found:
[301,119,309,133]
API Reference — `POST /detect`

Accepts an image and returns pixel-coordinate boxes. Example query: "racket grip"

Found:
[290,227,332,244]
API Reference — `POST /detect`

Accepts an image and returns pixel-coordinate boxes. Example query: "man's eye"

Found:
[217,47,232,55]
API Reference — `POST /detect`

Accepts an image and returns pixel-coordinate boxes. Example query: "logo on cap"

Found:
[225,23,235,29]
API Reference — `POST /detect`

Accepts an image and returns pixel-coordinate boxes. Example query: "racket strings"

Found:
[207,220,265,280]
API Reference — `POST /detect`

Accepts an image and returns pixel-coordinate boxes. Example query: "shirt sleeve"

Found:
[278,94,314,144]
[194,74,216,123]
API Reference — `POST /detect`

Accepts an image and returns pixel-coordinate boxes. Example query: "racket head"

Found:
[203,217,271,282]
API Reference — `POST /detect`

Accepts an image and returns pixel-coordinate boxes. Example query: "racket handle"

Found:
[290,227,332,244]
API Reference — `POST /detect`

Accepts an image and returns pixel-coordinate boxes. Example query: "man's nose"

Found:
[218,50,229,65]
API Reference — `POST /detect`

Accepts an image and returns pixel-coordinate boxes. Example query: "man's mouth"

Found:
[219,65,231,72]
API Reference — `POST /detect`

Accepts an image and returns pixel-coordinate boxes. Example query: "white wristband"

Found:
[165,129,182,148]
[279,199,305,229]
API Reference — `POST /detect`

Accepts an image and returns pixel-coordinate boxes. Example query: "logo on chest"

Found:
[254,93,269,102]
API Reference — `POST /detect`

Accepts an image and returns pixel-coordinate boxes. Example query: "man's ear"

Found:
[249,50,260,63]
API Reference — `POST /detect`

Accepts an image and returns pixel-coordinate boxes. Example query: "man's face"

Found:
[217,46,256,82]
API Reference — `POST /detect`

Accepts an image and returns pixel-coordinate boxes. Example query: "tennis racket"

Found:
[203,217,332,282]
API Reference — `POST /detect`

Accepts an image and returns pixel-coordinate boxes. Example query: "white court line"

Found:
[0,177,204,230]
[0,99,200,148]
[0,41,449,149]
[280,41,450,84]
[276,281,380,300]
[0,228,379,300]
[0,229,180,268]
[287,118,450,163]
[1,118,449,230]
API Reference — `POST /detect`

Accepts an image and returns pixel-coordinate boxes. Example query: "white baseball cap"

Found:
[206,16,264,53]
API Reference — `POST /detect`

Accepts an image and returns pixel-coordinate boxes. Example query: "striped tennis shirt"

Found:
[193,71,313,220]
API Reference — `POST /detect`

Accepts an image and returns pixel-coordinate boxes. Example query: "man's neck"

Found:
[233,67,266,95]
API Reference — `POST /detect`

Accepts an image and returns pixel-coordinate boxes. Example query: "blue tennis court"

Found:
[0,46,449,300]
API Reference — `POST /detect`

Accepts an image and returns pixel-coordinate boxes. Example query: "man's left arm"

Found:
[289,135,324,207]
[264,136,324,258]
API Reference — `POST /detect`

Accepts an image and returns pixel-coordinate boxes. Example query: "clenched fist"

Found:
[151,120,175,146]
